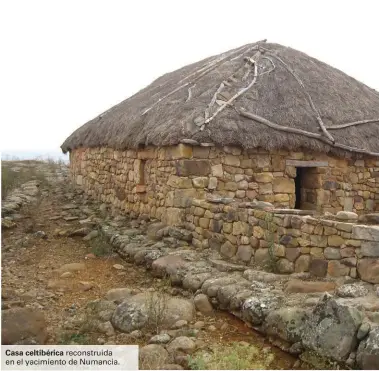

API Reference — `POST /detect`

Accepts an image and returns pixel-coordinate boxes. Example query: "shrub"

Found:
[89,229,113,257]
[145,276,171,334]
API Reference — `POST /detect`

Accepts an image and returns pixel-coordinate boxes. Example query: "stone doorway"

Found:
[294,167,319,210]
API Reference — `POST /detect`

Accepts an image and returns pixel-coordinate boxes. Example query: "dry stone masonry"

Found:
[70,144,379,219]
[69,144,379,284]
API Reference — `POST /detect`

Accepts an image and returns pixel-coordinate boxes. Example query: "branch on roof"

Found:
[185,84,196,102]
[325,119,379,130]
[204,55,260,125]
[265,51,335,144]
[237,108,326,140]
[205,82,225,120]
[238,107,379,157]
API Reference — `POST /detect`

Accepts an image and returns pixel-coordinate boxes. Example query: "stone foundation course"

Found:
[95,214,379,370]
[181,198,379,284]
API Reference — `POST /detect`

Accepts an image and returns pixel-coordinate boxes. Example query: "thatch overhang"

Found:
[61,40,379,158]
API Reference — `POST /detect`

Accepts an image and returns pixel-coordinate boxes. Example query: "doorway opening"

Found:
[294,167,318,210]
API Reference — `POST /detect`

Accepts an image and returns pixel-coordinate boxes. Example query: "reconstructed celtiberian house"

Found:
[61,41,379,227]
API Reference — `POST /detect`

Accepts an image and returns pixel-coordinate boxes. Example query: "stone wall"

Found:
[182,199,379,284]
[70,145,379,223]
[70,145,379,284]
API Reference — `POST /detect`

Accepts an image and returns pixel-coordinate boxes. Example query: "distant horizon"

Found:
[1,149,69,162]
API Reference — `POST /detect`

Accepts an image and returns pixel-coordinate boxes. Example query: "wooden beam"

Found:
[286,160,329,167]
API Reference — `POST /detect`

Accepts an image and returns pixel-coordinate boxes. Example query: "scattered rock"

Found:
[79,281,95,291]
[97,337,106,345]
[220,323,228,331]
[47,280,72,291]
[85,300,117,322]
[63,216,79,221]
[193,321,205,329]
[193,294,213,315]
[83,230,99,241]
[97,321,115,336]
[166,336,196,355]
[146,222,166,240]
[62,204,79,210]
[33,231,47,239]
[182,272,212,291]
[167,227,193,241]
[1,288,16,300]
[85,253,96,259]
[130,330,143,339]
[346,352,356,368]
[56,263,86,274]
[54,228,68,237]
[172,320,188,329]
[105,288,133,303]
[151,255,187,278]
[20,289,38,300]
[336,284,369,298]
[139,344,168,370]
[149,333,171,344]
[2,218,17,229]
[112,264,125,270]
[60,272,73,278]
[67,228,90,237]
[357,322,371,340]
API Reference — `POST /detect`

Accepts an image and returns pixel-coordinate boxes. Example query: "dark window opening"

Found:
[295,167,303,209]
[138,160,146,185]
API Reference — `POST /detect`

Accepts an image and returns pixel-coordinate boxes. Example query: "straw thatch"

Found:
[61,40,379,157]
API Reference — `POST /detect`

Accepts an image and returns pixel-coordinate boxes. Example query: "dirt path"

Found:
[1,162,300,369]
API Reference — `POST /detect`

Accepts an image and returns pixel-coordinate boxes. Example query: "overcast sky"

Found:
[1,0,378,152]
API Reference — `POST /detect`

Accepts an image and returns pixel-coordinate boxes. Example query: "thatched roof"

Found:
[61,40,379,157]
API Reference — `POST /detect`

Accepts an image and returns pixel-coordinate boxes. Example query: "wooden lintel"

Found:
[286,160,329,167]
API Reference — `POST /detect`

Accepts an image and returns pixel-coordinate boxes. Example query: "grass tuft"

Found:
[58,332,89,345]
[189,342,275,370]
